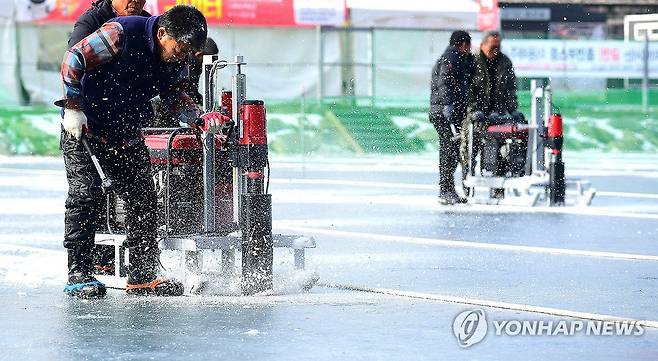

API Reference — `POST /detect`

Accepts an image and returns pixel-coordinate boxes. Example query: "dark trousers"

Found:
[431,116,461,193]
[460,115,485,188]
[61,131,159,283]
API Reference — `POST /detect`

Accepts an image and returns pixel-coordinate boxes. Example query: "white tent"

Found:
[347,0,479,30]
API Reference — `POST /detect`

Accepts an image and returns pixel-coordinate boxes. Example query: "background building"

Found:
[500,0,658,39]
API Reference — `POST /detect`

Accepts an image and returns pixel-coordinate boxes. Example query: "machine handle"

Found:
[80,133,113,191]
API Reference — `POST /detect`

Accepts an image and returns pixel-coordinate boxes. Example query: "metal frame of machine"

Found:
[463,79,596,207]
[93,55,316,295]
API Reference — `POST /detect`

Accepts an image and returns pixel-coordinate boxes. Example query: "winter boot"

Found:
[438,190,467,205]
[490,188,505,199]
[64,248,107,299]
[126,245,184,297]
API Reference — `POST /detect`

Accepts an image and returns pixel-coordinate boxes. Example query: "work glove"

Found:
[199,112,231,134]
[62,108,87,140]
[442,104,455,122]
[178,109,201,127]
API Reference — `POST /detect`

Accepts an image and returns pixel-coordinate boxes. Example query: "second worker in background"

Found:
[430,30,474,205]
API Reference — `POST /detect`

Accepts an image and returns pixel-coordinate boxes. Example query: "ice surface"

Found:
[1,154,658,360]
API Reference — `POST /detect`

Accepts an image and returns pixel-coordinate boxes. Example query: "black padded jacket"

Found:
[429,45,474,119]
[67,0,151,48]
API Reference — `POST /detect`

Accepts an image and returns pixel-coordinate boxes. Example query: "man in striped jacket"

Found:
[65,0,151,279]
[56,5,208,298]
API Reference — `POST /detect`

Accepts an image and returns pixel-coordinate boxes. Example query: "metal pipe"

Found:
[539,82,551,172]
[81,135,113,191]
[370,28,376,107]
[164,127,195,235]
[643,36,649,114]
[232,55,246,225]
[202,135,216,233]
[202,55,219,233]
[317,25,324,103]
[528,79,543,175]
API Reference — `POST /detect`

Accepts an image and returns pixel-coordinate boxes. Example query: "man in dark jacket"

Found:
[467,31,518,117]
[68,0,150,48]
[462,31,518,197]
[65,0,150,277]
[430,30,474,205]
[57,5,210,298]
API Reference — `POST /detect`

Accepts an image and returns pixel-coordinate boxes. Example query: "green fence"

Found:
[2,89,657,156]
[0,106,61,155]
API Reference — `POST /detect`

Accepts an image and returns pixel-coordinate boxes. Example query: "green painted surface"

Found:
[1,89,657,155]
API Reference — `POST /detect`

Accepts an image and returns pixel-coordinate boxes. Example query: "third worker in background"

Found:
[468,31,518,118]
[462,31,519,198]
[430,30,473,205]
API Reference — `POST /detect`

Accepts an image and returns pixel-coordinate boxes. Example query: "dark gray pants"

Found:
[61,131,159,282]
[431,115,462,193]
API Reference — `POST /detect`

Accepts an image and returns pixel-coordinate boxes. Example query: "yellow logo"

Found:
[165,0,222,19]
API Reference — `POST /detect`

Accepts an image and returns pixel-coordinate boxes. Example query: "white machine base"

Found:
[464,172,596,207]
[94,232,316,294]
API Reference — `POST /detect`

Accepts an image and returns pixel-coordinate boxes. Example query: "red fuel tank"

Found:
[548,114,563,138]
[239,100,267,146]
[221,91,232,117]
[547,113,564,154]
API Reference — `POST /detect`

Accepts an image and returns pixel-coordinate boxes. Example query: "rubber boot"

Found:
[490,188,505,199]
[64,247,107,299]
[438,190,467,205]
[126,245,184,296]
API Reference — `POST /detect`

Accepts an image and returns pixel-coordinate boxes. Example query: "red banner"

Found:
[161,0,297,26]
[32,0,92,23]
[25,0,344,27]
[477,0,499,32]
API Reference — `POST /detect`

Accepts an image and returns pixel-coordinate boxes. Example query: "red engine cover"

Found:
[145,134,224,151]
[548,114,563,138]
[239,100,267,146]
[145,133,225,164]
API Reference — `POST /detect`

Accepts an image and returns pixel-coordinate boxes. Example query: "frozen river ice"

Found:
[1,152,657,360]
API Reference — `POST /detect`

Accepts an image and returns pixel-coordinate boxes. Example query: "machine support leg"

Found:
[114,245,126,278]
[221,249,235,276]
[294,249,305,270]
[241,194,273,295]
[549,154,565,206]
